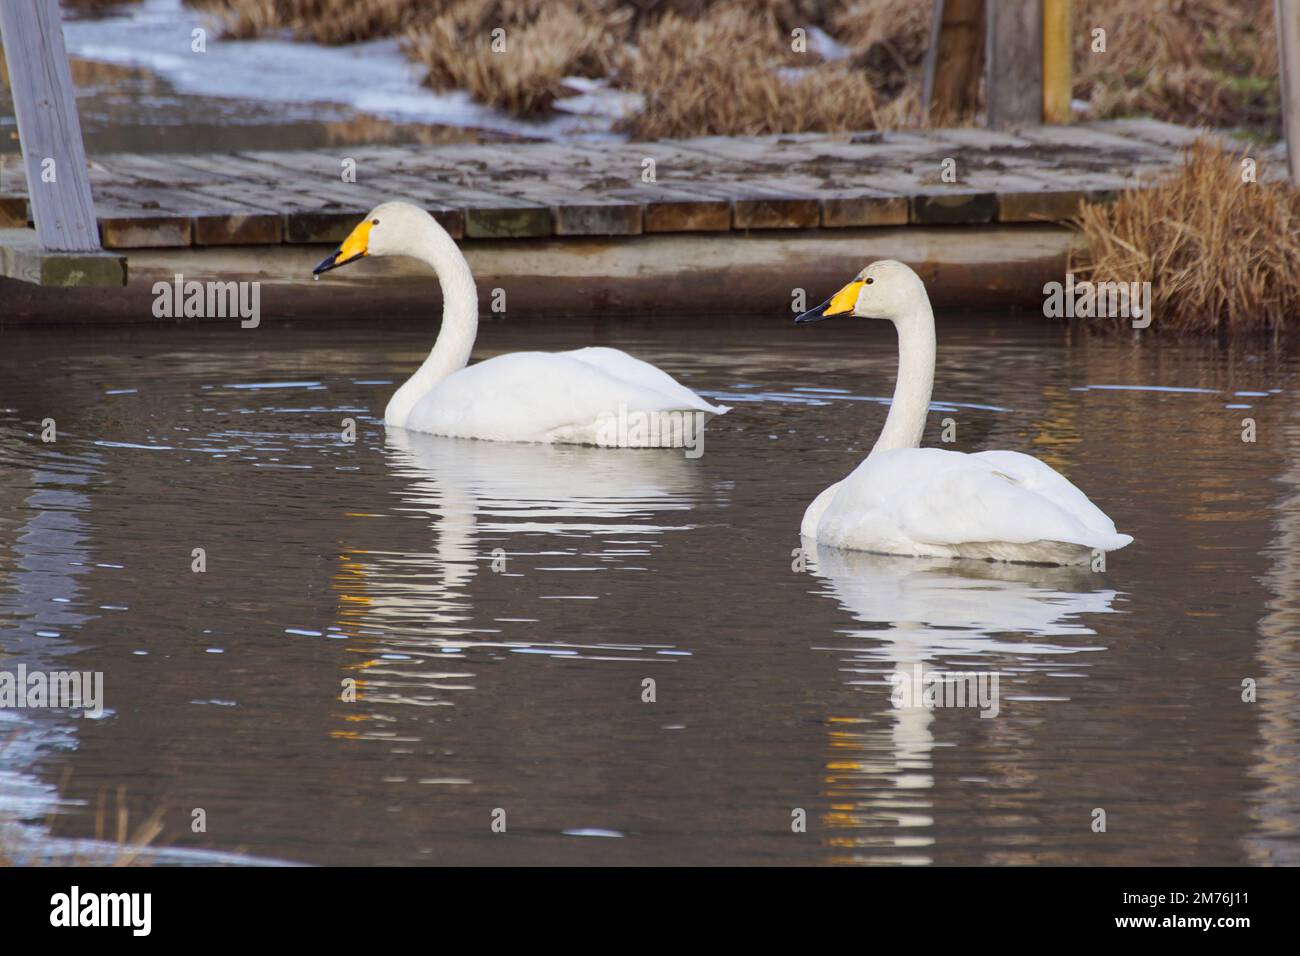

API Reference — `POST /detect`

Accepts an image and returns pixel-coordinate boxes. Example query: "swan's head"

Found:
[795,259,928,324]
[313,201,438,275]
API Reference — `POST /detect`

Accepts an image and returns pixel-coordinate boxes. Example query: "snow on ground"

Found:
[62,0,626,140]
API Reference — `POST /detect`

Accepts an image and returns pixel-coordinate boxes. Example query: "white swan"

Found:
[314,201,728,445]
[795,260,1132,566]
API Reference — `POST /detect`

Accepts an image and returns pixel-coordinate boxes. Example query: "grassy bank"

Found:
[1074,138,1299,336]
[170,0,1281,138]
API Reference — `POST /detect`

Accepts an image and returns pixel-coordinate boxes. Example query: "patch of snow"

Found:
[62,0,621,140]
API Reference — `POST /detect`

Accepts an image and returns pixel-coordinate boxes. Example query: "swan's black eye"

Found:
[865,277,874,284]
[371,219,380,225]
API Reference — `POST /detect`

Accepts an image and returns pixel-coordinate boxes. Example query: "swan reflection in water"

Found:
[327,429,709,719]
[802,541,1122,865]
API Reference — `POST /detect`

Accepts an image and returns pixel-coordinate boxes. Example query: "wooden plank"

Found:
[0,227,125,286]
[985,0,1043,129]
[172,152,424,242]
[911,190,998,223]
[96,212,192,249]
[1013,123,1166,155]
[1042,0,1072,124]
[1078,118,1207,149]
[996,188,1086,222]
[641,197,731,232]
[1278,0,1300,186]
[237,149,469,239]
[819,190,910,228]
[390,143,642,236]
[1013,166,1132,210]
[593,184,731,232]
[923,0,985,124]
[675,179,819,229]
[846,169,996,224]
[92,154,286,245]
[0,0,100,251]
[733,195,820,229]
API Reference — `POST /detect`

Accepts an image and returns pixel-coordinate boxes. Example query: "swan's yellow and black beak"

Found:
[795,279,863,324]
[313,218,374,275]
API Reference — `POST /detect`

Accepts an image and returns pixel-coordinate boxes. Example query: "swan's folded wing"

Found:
[899,466,1108,549]
[968,450,1123,539]
[562,347,729,415]
[408,352,719,442]
[821,448,1130,552]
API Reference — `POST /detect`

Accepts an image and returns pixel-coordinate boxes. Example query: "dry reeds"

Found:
[403,0,629,115]
[187,0,434,44]
[1072,0,1278,133]
[1073,138,1300,335]
[616,5,913,139]
[183,0,1285,136]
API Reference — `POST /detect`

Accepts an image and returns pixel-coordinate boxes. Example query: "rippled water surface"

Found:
[1,315,1297,865]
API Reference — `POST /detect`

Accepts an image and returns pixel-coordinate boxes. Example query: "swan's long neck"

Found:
[871,301,936,455]
[385,217,478,425]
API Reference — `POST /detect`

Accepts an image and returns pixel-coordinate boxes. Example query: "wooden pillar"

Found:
[1042,0,1072,124]
[922,0,986,125]
[0,0,101,251]
[985,0,1044,129]
[1279,0,1300,186]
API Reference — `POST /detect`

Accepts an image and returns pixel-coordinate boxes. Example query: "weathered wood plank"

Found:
[641,197,732,232]
[0,0,100,251]
[237,148,469,238]
[1077,118,1208,149]
[0,227,125,286]
[1277,0,1300,185]
[911,190,998,224]
[96,212,192,249]
[819,190,910,228]
[383,142,643,236]
[93,154,285,245]
[923,0,985,124]
[590,183,731,232]
[985,0,1043,129]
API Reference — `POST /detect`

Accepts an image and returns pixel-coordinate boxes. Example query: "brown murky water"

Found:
[1,315,1298,865]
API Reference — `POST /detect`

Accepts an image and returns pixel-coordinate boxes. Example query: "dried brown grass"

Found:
[185,0,1284,136]
[187,0,435,44]
[1074,138,1300,335]
[404,0,629,115]
[617,5,913,139]
[1073,0,1278,133]
[831,0,934,99]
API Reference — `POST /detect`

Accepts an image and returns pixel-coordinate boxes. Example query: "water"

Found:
[1,315,1297,865]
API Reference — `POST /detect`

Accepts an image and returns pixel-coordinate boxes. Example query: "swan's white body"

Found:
[320,202,727,445]
[798,260,1132,567]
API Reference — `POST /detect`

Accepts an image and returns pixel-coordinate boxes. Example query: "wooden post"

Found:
[985,0,1044,129]
[1042,0,1072,124]
[0,0,100,251]
[922,0,986,125]
[1278,0,1300,187]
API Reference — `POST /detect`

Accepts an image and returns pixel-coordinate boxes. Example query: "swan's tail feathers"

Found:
[1078,531,1132,554]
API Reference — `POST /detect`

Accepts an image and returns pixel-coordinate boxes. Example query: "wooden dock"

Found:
[0,118,1249,321]
[1,119,1208,246]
